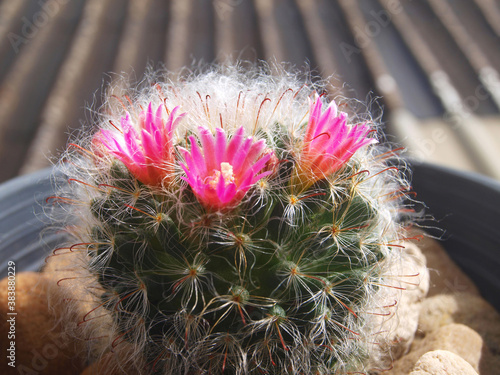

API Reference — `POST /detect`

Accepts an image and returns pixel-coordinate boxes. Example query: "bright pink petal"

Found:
[226,127,245,164]
[199,127,217,172]
[141,129,158,161]
[187,137,208,177]
[92,103,184,186]
[231,137,253,172]
[295,98,375,188]
[215,128,226,166]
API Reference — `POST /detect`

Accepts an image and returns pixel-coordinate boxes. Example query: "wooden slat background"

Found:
[0,0,499,183]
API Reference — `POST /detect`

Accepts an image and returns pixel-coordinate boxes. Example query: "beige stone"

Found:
[0,272,87,375]
[415,324,483,371]
[418,293,500,356]
[384,324,483,375]
[410,231,479,297]
[409,350,478,375]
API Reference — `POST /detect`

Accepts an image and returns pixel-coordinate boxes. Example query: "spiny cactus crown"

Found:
[53,67,411,374]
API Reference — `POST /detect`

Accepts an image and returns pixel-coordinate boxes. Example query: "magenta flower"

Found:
[294,98,375,189]
[179,127,273,211]
[94,103,185,186]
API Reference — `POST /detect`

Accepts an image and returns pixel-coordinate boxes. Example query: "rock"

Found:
[415,324,483,372]
[418,293,500,374]
[0,272,87,375]
[409,350,478,375]
[410,231,479,297]
[384,324,483,375]
[418,293,500,341]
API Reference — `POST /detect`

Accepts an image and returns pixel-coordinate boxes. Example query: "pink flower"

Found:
[95,103,185,186]
[294,98,375,189]
[179,127,273,211]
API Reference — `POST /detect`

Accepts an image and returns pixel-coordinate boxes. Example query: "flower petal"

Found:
[179,126,273,211]
[92,103,184,186]
[295,98,374,189]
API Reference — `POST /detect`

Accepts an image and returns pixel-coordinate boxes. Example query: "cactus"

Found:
[51,67,412,374]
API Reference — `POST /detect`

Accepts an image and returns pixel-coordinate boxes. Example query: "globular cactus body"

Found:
[53,67,411,374]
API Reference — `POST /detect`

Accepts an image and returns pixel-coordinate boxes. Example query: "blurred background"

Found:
[0,0,499,183]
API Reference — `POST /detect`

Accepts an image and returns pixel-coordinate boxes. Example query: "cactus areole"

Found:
[54,67,413,374]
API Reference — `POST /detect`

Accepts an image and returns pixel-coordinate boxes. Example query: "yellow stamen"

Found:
[208,162,235,189]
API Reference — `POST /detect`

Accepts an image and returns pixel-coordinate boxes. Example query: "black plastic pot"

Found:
[0,168,63,278]
[409,161,500,311]
[1,163,499,310]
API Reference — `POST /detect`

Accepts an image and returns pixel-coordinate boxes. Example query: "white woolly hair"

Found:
[45,62,415,374]
[88,63,376,148]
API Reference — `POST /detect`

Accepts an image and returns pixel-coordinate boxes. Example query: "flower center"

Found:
[208,162,235,189]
